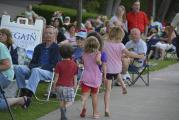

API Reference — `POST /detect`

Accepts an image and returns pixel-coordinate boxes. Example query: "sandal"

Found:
[93,113,100,119]
[104,111,110,117]
[22,96,31,109]
[80,108,86,118]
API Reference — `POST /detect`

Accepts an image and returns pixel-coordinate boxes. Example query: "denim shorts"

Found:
[0,73,11,89]
[0,98,7,110]
[0,73,11,110]
[56,86,75,102]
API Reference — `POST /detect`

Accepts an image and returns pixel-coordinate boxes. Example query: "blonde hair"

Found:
[84,36,100,53]
[116,5,127,22]
[109,26,125,42]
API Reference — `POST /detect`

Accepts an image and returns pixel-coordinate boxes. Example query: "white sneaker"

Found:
[122,72,131,81]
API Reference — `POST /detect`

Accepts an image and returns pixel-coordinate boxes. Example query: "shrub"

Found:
[33,4,100,24]
[85,0,100,13]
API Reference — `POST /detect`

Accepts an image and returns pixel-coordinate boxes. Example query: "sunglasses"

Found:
[76,36,84,40]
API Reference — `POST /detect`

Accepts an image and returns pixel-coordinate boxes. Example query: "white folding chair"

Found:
[34,69,55,102]
[74,67,84,98]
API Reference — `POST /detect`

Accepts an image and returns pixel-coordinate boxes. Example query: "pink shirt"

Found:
[103,41,126,73]
[81,52,102,88]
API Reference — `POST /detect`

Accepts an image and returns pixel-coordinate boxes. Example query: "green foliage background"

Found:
[33,4,99,24]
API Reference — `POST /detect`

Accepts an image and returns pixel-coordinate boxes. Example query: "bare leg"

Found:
[154,47,160,59]
[60,100,65,108]
[91,92,100,118]
[65,102,73,108]
[121,58,130,74]
[148,50,154,59]
[104,79,112,115]
[118,74,127,94]
[81,92,90,110]
[159,49,165,60]
[7,97,26,107]
[80,92,90,117]
[60,100,68,120]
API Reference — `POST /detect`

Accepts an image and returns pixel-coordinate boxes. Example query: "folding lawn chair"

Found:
[34,69,55,102]
[125,58,149,86]
[164,48,177,60]
[74,67,84,98]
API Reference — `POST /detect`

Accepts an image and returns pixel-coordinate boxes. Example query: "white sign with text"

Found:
[0,15,43,51]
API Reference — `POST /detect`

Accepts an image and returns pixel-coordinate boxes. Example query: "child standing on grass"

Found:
[80,36,102,119]
[103,26,144,117]
[53,44,78,120]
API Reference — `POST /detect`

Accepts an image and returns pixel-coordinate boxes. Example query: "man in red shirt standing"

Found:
[127,0,149,36]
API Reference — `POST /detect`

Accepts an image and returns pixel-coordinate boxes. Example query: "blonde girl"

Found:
[103,26,144,117]
[80,36,102,119]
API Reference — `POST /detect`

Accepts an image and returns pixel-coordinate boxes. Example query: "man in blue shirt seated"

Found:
[14,26,61,99]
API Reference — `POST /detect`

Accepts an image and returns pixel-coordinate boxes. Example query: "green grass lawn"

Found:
[148,58,178,72]
[0,58,178,120]
[0,83,60,120]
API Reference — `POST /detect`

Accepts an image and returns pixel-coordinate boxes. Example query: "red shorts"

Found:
[81,83,99,94]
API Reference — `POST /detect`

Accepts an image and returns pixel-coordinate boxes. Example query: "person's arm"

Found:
[169,13,179,43]
[144,25,148,37]
[102,63,107,80]
[0,59,11,72]
[123,48,145,59]
[73,75,77,89]
[96,51,102,65]
[101,52,107,80]
[32,11,38,18]
[168,26,175,44]
[52,73,59,90]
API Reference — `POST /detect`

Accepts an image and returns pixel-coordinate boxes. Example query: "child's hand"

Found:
[52,84,57,92]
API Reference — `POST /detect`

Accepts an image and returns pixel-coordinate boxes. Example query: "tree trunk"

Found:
[157,0,172,22]
[77,0,82,30]
[166,0,179,22]
[106,0,114,17]
[111,0,121,16]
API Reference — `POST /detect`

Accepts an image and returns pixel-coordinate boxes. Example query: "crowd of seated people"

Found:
[147,25,177,60]
[1,1,179,116]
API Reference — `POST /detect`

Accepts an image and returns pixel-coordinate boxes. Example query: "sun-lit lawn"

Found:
[0,58,178,120]
[148,58,178,72]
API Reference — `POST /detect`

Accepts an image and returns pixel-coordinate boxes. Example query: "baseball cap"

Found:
[75,30,87,39]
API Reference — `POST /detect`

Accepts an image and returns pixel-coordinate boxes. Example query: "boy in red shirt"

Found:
[53,44,78,120]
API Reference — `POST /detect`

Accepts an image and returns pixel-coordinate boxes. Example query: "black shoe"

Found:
[19,88,28,97]
[24,88,33,97]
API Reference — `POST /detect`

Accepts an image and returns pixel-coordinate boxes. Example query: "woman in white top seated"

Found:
[60,24,77,46]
